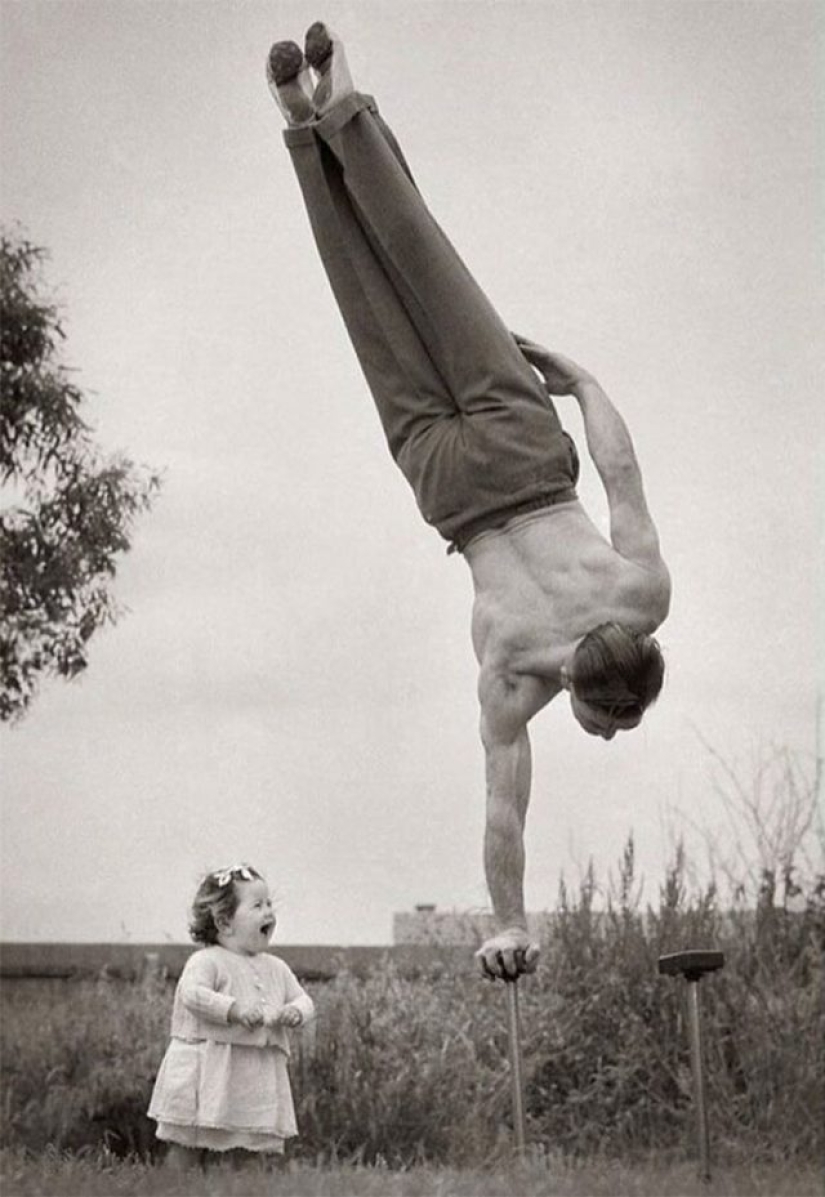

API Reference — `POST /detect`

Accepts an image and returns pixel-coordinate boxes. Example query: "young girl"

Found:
[148,863,315,1165]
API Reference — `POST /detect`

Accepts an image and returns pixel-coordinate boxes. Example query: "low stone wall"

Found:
[0,941,471,982]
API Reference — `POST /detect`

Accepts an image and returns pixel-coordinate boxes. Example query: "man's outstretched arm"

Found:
[475,670,546,980]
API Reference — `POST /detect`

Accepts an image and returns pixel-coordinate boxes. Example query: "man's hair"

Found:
[571,622,664,717]
[189,864,264,945]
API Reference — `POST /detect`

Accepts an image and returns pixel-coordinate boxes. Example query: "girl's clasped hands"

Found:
[229,1000,304,1030]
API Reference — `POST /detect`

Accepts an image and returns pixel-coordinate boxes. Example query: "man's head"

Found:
[564,622,665,740]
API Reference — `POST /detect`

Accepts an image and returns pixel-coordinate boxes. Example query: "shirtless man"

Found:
[267,26,671,980]
[467,341,670,980]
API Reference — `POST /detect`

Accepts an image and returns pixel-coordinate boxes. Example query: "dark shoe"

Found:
[304,21,333,72]
[266,40,316,125]
[303,22,353,113]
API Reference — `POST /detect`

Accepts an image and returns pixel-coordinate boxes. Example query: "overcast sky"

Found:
[1,0,822,946]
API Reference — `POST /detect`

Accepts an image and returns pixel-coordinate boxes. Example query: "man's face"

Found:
[570,694,643,740]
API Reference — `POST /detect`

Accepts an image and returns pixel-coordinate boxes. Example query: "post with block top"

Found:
[504,977,527,1156]
[658,949,725,1183]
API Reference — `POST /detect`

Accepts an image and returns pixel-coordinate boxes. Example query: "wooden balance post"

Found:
[658,949,725,1183]
[504,975,527,1156]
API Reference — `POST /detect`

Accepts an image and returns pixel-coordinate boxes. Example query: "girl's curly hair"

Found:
[189,864,263,945]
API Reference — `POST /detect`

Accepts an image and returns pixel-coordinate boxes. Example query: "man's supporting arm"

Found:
[475,673,543,979]
[483,724,531,933]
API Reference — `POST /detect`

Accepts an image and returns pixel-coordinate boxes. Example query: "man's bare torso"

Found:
[465,500,668,722]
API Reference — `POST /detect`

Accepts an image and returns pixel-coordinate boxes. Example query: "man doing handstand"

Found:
[267,25,671,981]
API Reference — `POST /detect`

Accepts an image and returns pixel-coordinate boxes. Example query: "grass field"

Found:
[2,1147,822,1197]
[2,843,821,1195]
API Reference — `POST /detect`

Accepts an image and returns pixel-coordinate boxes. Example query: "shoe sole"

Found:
[304,22,333,71]
[268,40,305,86]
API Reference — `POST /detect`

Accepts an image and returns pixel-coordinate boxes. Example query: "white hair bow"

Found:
[214,864,255,887]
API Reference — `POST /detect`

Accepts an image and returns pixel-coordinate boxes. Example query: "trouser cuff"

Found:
[282,93,377,147]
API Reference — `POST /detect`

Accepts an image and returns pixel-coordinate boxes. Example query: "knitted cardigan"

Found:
[168,945,314,1055]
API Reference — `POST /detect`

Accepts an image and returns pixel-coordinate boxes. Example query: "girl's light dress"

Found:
[148,945,314,1154]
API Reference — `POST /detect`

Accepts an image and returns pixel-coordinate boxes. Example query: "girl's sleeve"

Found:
[281,962,316,1023]
[178,952,236,1024]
